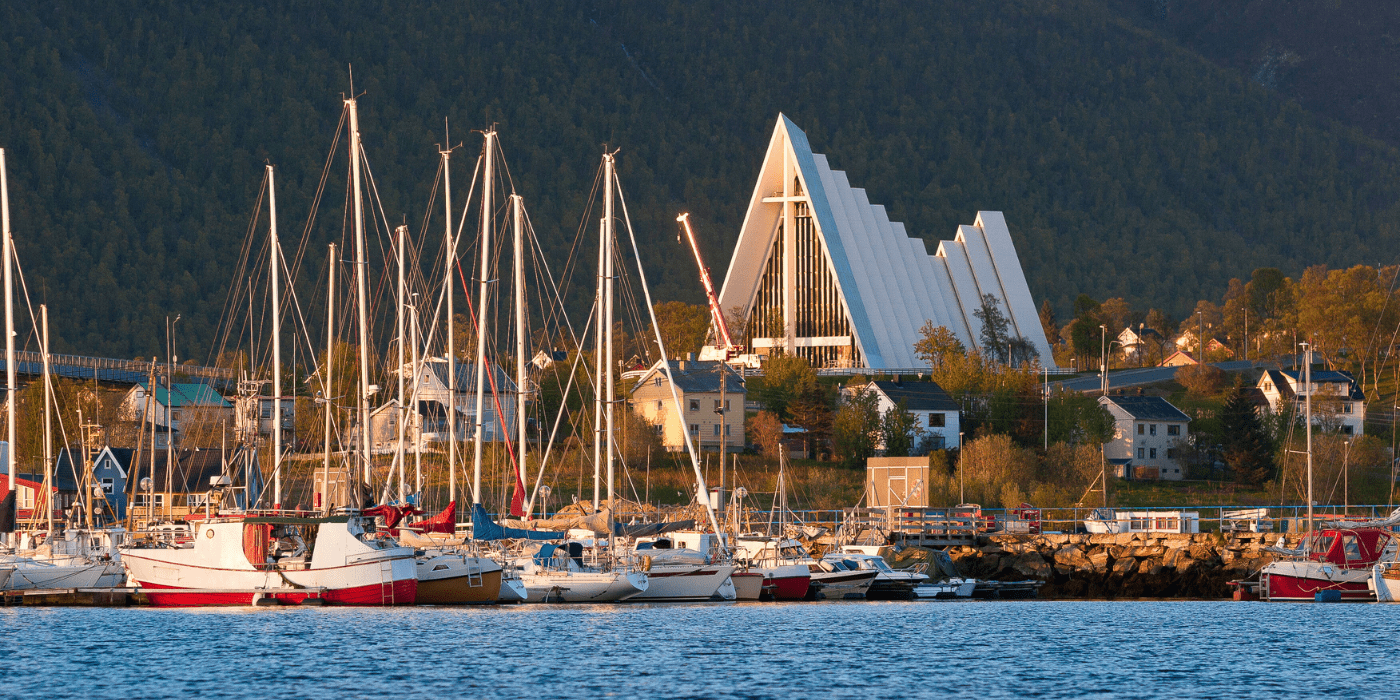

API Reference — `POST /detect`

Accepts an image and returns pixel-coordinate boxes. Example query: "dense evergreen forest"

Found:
[2,0,1400,360]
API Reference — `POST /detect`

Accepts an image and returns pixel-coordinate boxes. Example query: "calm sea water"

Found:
[0,600,1395,699]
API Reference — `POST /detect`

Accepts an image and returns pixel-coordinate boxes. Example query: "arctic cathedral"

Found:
[717,115,1056,370]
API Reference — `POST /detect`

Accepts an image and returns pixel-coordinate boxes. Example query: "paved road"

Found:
[1052,360,1261,393]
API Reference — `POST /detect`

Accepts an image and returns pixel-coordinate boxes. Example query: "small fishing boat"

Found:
[413,551,503,605]
[913,578,976,599]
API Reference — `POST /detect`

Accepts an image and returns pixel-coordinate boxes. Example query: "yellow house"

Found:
[629,356,745,452]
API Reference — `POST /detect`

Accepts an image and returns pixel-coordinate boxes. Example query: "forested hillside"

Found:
[2,0,1399,360]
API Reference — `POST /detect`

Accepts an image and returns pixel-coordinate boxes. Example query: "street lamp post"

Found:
[1099,325,1107,394]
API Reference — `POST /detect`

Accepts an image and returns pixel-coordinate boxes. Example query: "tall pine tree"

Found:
[1219,378,1275,485]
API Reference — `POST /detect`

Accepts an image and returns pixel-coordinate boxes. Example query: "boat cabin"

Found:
[1306,527,1394,569]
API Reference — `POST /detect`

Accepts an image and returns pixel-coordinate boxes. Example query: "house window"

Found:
[1166,448,1178,459]
[1150,448,1157,459]
[1137,424,1144,435]
[1343,425,1354,435]
[654,377,661,387]
[1264,382,1272,391]
[170,409,182,422]
[929,413,946,427]
[689,424,699,434]
[101,478,114,494]
[714,400,723,412]
[261,402,272,419]
[1167,425,1180,436]
[1149,424,1157,436]
[18,487,33,509]
[1343,403,1352,414]
[655,400,662,411]
[186,494,209,507]
[653,425,663,436]
[689,399,700,412]
[724,424,731,436]
[1137,448,1144,459]
[714,424,722,436]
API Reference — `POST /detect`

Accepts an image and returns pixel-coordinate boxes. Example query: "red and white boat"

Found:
[121,512,418,607]
[1259,525,1396,602]
[730,535,813,600]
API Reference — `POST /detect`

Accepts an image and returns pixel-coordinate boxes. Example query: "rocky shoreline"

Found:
[940,532,1284,599]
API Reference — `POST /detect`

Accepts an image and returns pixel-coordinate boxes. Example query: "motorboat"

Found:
[825,549,928,600]
[120,512,418,606]
[913,578,977,599]
[1259,525,1396,602]
[630,536,733,602]
[514,542,648,603]
[805,558,879,599]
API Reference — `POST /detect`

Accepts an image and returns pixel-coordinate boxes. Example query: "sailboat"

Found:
[0,152,126,591]
[121,107,419,606]
[1257,344,1397,601]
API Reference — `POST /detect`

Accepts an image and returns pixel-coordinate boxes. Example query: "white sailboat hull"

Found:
[629,565,734,602]
[1372,562,1400,602]
[0,558,124,590]
[520,570,648,603]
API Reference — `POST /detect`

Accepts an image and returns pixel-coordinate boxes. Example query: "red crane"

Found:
[676,213,742,361]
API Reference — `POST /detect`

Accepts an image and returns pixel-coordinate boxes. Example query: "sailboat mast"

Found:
[512,194,527,513]
[604,155,616,512]
[347,97,373,493]
[1304,342,1313,540]
[396,224,407,504]
[441,139,457,506]
[269,164,283,510]
[410,302,421,498]
[1,148,14,533]
[42,304,52,534]
[471,129,495,505]
[591,214,604,512]
[322,244,336,513]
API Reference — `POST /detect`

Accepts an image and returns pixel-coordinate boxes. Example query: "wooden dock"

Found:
[2,587,145,607]
[841,507,978,548]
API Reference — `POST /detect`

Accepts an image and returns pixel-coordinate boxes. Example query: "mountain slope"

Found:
[2,0,1399,360]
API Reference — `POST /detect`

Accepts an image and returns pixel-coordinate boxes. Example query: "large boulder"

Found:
[1111,557,1138,575]
[1008,551,1051,579]
[1088,551,1112,572]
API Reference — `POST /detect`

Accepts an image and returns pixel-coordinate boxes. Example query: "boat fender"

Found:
[641,555,652,572]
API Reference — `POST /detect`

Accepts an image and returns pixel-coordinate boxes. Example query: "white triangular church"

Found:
[717,115,1055,370]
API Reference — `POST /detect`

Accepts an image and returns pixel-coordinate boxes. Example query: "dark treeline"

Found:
[3,0,1400,361]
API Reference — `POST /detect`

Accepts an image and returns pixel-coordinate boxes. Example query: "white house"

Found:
[1099,395,1191,480]
[1117,326,1164,363]
[843,379,961,453]
[1257,368,1365,435]
[361,358,519,452]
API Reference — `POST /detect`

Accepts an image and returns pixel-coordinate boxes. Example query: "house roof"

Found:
[1263,368,1365,401]
[630,359,745,395]
[132,446,257,494]
[416,358,517,394]
[137,381,232,409]
[1099,395,1191,422]
[866,380,959,412]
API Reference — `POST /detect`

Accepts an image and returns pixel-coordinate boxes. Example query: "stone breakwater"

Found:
[946,532,1286,598]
